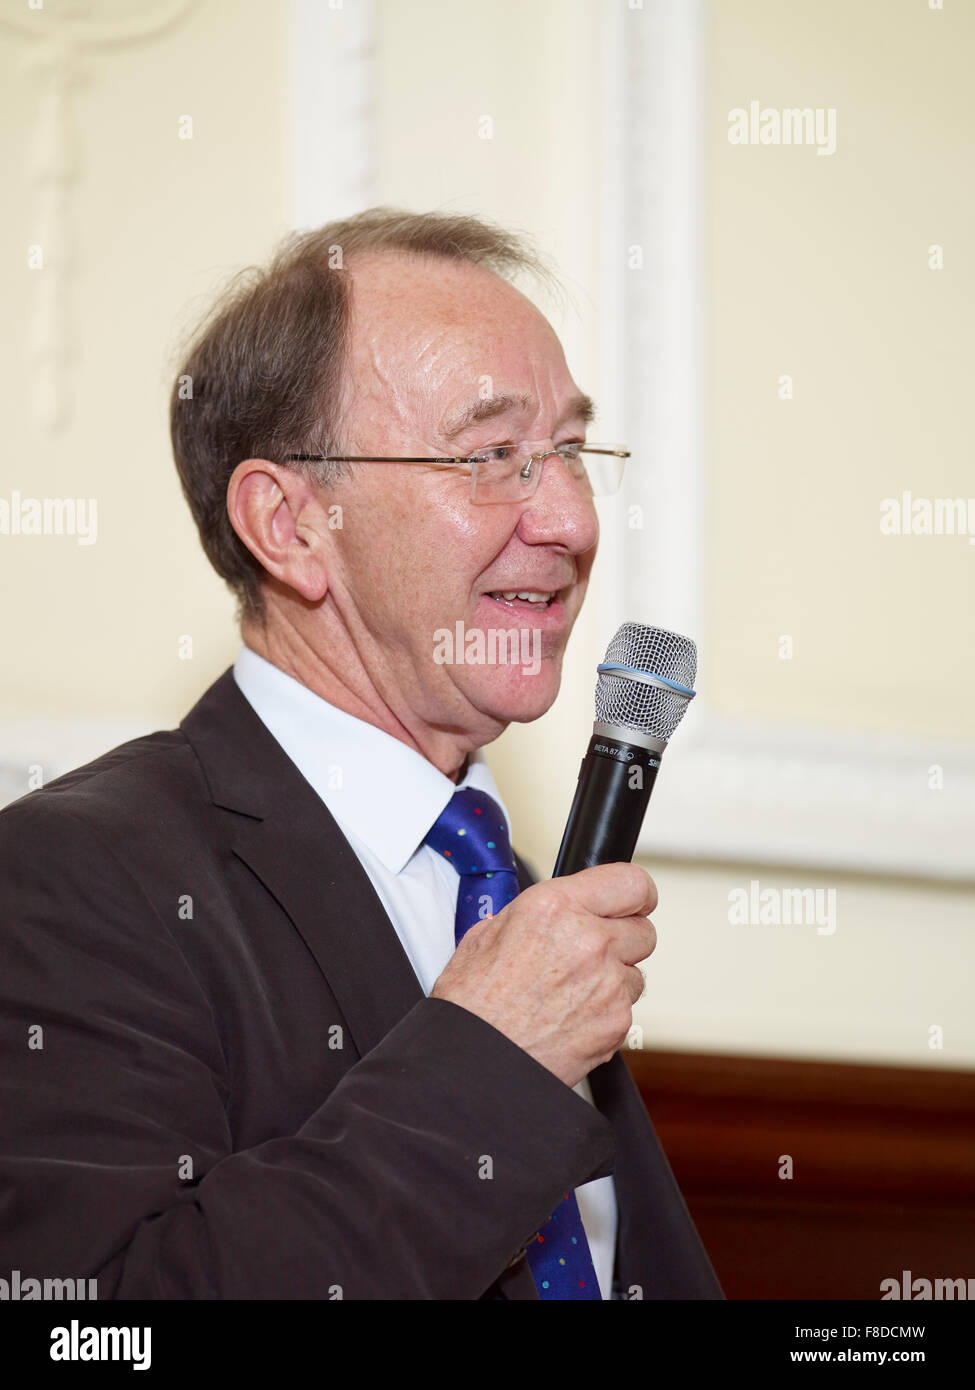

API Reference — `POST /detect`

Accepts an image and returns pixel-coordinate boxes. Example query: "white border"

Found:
[613,1,975,882]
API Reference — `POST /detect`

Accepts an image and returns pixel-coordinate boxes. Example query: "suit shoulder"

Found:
[0,728,204,847]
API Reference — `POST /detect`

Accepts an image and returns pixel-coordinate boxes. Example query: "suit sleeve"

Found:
[0,798,615,1300]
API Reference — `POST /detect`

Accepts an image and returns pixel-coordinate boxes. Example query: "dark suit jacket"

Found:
[0,667,722,1300]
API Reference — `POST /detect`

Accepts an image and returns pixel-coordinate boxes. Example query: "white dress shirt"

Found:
[232,645,618,1298]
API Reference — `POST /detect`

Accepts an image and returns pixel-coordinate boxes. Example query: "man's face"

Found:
[320,251,599,750]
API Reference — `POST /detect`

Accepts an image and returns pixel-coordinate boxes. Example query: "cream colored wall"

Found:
[0,0,286,724]
[706,0,975,741]
[1,1,970,1068]
[633,858,973,1070]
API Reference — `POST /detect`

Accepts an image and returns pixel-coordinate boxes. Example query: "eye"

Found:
[469,444,515,464]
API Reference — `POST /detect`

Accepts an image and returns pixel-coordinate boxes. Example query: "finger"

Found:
[613,915,657,967]
[556,862,657,920]
[624,962,648,1006]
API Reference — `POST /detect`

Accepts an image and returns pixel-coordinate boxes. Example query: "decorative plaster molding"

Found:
[2,0,198,432]
[290,0,376,230]
[646,701,975,882]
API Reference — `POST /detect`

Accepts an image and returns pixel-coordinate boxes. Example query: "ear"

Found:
[227,459,332,603]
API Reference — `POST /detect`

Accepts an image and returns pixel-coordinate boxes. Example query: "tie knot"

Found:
[424,788,516,878]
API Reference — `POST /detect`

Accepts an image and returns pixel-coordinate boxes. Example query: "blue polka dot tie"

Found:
[425,787,602,1300]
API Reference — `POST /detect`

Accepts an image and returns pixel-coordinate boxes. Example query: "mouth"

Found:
[478,586,573,635]
[484,589,559,613]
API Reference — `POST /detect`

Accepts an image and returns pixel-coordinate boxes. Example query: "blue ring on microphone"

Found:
[597,663,696,699]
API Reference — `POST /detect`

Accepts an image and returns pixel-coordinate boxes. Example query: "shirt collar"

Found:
[232,645,512,874]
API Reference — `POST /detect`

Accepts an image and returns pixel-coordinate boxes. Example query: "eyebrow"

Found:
[441,391,596,442]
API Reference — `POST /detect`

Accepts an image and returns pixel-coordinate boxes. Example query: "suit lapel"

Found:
[180,668,425,1060]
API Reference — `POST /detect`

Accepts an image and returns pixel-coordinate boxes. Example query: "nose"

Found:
[515,448,599,556]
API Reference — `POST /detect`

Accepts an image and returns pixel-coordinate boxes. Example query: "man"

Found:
[0,209,721,1300]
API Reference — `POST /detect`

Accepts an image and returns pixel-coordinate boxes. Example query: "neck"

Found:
[241,593,495,781]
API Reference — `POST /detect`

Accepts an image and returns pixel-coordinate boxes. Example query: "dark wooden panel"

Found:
[622,1049,975,1300]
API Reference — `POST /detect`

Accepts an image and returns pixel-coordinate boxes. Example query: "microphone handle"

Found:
[552,732,663,877]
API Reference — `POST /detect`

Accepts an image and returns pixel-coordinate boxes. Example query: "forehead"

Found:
[344,251,573,416]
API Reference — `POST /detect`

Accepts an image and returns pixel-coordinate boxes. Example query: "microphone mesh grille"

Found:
[594,622,698,741]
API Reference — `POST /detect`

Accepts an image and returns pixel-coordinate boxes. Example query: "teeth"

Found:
[493,590,553,603]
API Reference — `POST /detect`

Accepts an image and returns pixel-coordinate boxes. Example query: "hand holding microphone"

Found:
[431,623,696,1088]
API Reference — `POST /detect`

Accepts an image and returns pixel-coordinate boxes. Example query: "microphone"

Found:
[553,623,697,876]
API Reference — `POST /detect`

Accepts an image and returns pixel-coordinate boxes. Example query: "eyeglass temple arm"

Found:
[286,446,630,464]
[286,455,463,465]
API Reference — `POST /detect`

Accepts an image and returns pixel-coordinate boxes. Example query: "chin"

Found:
[468,658,563,726]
